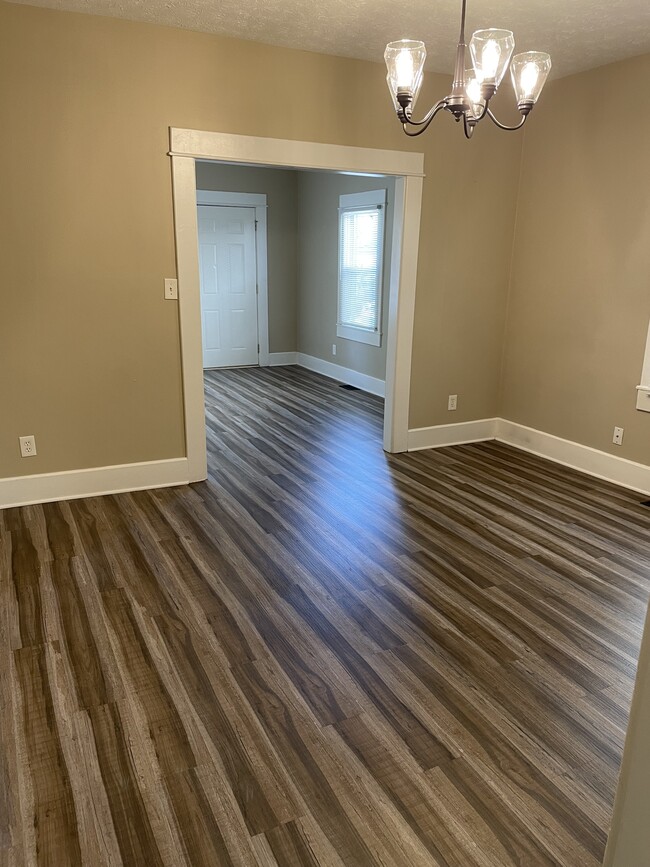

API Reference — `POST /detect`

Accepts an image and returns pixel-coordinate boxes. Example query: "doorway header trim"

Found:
[169,128,425,178]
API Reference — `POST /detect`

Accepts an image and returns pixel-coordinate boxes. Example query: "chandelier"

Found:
[384,0,551,138]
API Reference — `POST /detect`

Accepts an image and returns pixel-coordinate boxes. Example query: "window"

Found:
[337,189,386,346]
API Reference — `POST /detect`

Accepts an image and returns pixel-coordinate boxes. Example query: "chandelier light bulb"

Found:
[395,49,415,88]
[384,40,427,112]
[469,29,515,87]
[481,40,501,80]
[510,51,552,106]
[520,62,539,98]
[467,76,482,104]
[465,68,485,119]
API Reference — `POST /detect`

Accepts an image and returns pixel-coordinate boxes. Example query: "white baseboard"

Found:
[296,353,385,397]
[3,417,648,510]
[406,417,650,494]
[0,457,190,510]
[267,352,298,366]
[408,418,498,451]
[496,419,650,495]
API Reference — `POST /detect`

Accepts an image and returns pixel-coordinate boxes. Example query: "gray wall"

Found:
[195,163,394,382]
[296,172,395,381]
[195,161,298,354]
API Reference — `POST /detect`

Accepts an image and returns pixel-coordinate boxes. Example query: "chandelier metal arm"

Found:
[400,99,448,135]
[485,107,528,131]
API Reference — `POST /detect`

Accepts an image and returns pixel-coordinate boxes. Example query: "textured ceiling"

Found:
[10,0,650,78]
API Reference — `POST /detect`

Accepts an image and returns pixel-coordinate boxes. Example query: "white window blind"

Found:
[337,189,386,346]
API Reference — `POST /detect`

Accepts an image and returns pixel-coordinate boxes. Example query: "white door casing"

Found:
[169,129,425,482]
[198,205,258,368]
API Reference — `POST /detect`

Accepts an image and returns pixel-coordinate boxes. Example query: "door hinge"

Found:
[255,220,258,231]
[257,343,260,353]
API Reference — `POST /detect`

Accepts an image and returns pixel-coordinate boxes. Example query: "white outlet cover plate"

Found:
[164,278,178,300]
[19,435,37,457]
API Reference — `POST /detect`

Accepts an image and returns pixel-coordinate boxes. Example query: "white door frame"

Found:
[196,190,269,367]
[169,128,425,482]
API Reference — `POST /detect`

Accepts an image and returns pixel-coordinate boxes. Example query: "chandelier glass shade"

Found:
[384,0,551,138]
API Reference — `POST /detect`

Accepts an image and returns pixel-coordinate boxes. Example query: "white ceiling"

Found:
[11,0,650,79]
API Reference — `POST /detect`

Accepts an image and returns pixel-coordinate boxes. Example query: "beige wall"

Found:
[0,0,520,479]
[409,88,522,429]
[1,0,650,847]
[500,55,650,464]
[195,162,298,354]
[297,172,395,380]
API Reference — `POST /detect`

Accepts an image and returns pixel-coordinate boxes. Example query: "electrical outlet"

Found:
[332,344,337,356]
[448,394,458,411]
[164,278,178,300]
[19,435,37,457]
[613,426,624,446]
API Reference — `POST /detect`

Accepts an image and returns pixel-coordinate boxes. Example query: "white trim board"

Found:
[170,128,425,474]
[0,458,189,510]
[297,354,385,398]
[197,191,268,208]
[636,316,650,411]
[266,352,384,395]
[496,419,650,495]
[639,316,650,387]
[3,416,648,509]
[213,353,383,394]
[407,417,650,495]
[173,130,425,177]
[336,324,382,347]
[408,419,498,451]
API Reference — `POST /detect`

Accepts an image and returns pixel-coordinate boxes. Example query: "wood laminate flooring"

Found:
[2,365,650,866]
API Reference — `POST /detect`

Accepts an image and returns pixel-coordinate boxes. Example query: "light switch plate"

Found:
[164,278,178,300]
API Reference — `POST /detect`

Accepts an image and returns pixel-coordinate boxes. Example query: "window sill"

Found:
[636,385,650,412]
[336,324,382,347]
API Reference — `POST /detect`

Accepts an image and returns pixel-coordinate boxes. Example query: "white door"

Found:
[198,205,258,368]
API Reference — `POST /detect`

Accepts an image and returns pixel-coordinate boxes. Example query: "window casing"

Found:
[637,317,650,412]
[337,189,386,347]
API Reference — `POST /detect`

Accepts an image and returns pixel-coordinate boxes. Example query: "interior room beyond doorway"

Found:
[195,161,396,401]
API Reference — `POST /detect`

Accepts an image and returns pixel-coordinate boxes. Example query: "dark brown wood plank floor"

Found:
[2,365,650,866]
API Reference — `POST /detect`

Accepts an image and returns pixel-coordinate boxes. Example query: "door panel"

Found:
[203,310,221,353]
[197,206,258,368]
